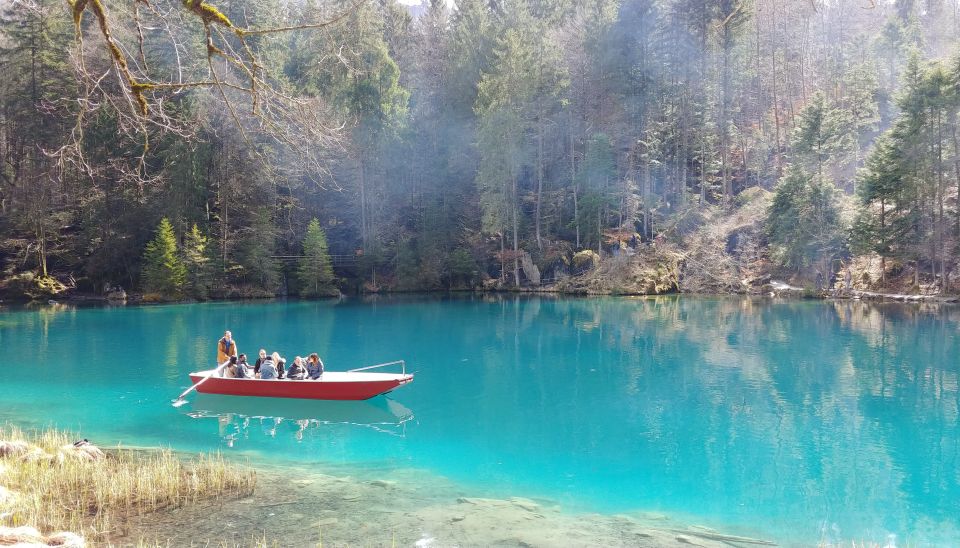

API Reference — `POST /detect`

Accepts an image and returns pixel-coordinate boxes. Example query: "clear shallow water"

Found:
[1,296,959,544]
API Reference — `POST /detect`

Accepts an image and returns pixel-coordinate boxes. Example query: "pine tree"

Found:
[577,133,617,251]
[297,219,335,297]
[141,218,186,298]
[767,167,846,276]
[183,224,212,299]
[236,208,281,293]
[791,92,854,179]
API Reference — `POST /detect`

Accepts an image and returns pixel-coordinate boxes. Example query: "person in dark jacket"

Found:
[253,349,268,376]
[258,353,278,380]
[236,353,252,378]
[306,353,324,380]
[276,357,287,379]
[286,357,307,380]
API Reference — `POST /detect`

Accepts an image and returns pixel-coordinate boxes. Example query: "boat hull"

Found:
[188,372,413,401]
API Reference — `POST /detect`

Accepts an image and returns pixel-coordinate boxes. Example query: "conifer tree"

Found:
[141,218,186,298]
[236,209,282,292]
[297,219,335,297]
[767,167,846,276]
[183,224,212,299]
[791,92,854,179]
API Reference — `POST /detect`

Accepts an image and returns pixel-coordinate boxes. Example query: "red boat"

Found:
[187,361,414,401]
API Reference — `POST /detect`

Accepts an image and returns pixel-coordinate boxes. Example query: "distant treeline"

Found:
[1,0,960,298]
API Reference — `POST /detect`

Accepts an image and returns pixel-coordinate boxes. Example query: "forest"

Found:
[2,0,960,299]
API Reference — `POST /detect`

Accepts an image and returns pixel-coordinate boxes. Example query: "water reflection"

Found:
[443,296,960,542]
[183,394,415,446]
[2,295,959,543]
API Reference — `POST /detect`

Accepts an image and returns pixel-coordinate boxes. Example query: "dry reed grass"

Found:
[0,426,256,542]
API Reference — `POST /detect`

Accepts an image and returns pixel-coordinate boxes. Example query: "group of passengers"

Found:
[216,330,324,381]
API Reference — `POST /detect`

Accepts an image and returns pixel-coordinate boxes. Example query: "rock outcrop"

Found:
[0,526,85,547]
[519,252,541,286]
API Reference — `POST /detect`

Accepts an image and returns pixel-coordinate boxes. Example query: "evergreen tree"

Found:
[852,53,957,287]
[183,224,212,299]
[851,132,910,284]
[236,209,281,293]
[297,219,336,297]
[790,92,854,179]
[577,133,617,251]
[767,167,847,276]
[141,218,186,298]
[0,0,76,280]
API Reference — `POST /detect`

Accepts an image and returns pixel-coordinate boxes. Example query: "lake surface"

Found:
[1,296,958,545]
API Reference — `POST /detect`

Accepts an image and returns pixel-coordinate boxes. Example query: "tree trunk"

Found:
[937,108,945,292]
[512,200,520,287]
[500,232,505,283]
[535,109,544,251]
[720,23,732,204]
[37,223,47,277]
[570,115,580,249]
[880,199,886,284]
[642,143,651,240]
[221,173,229,270]
[359,153,367,253]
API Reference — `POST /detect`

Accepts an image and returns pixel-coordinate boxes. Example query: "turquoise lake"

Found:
[1,296,958,544]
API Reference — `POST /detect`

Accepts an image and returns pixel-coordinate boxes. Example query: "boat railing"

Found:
[348,359,407,375]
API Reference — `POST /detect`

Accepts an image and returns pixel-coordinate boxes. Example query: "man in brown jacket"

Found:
[217,330,238,365]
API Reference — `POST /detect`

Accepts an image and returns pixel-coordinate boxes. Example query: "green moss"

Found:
[68,0,88,26]
[183,0,237,30]
[0,273,68,300]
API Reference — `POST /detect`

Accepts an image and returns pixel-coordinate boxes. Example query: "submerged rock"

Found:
[508,496,540,511]
[119,468,764,547]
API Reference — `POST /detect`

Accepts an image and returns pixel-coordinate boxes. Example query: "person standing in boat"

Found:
[217,331,238,365]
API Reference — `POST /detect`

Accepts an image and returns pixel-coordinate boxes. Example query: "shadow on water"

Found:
[181,394,414,446]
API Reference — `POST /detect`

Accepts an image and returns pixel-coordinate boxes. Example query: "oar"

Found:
[172,361,229,407]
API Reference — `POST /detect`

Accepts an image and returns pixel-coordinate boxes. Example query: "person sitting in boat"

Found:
[217,331,238,365]
[306,353,324,380]
[258,353,279,380]
[253,349,268,377]
[276,356,287,379]
[286,357,307,380]
[235,353,252,379]
[222,356,239,378]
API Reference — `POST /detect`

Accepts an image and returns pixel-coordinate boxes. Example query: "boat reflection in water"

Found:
[184,394,415,446]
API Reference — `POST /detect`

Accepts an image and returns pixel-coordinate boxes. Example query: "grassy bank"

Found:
[0,426,255,544]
